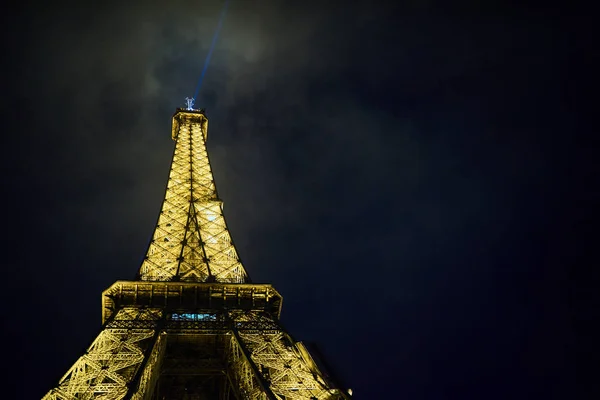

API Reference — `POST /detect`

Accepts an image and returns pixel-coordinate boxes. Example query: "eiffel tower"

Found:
[42,107,351,400]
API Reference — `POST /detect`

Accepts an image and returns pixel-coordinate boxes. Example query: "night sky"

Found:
[2,1,588,398]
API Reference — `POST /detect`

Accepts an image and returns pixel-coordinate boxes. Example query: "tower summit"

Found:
[43,108,351,399]
[138,108,246,284]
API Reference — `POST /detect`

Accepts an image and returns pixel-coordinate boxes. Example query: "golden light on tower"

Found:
[42,108,351,399]
[138,110,246,284]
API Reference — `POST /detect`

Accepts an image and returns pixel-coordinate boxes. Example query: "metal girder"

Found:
[42,308,164,400]
[102,281,283,323]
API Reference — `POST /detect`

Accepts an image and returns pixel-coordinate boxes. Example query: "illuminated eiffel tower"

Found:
[43,105,351,400]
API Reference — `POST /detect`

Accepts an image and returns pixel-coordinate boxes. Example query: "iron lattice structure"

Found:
[43,109,351,400]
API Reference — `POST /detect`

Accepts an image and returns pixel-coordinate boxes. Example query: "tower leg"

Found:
[44,308,349,399]
[43,308,165,400]
[230,311,348,400]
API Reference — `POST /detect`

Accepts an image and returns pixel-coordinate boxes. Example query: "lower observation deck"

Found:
[102,281,283,324]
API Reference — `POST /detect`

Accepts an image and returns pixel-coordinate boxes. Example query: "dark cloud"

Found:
[2,0,586,398]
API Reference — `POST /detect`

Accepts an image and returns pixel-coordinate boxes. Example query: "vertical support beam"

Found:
[126,315,166,400]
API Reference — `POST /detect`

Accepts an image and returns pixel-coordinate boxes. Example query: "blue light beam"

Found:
[192,0,231,102]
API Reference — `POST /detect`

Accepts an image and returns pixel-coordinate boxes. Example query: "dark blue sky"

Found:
[2,1,588,398]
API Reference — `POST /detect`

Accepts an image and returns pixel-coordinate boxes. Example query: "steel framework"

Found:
[43,108,351,399]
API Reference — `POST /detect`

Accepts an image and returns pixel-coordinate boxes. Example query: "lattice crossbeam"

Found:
[138,110,247,283]
[42,308,164,400]
[233,311,337,400]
